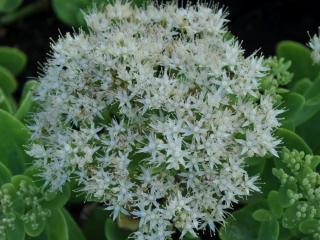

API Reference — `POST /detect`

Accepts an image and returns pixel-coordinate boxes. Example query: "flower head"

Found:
[27,1,282,239]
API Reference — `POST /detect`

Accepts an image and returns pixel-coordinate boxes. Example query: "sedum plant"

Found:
[219,31,320,240]
[26,1,283,239]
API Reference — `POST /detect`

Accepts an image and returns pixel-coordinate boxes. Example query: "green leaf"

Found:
[276,41,320,87]
[257,219,279,240]
[6,219,26,240]
[0,65,17,94]
[11,174,34,189]
[52,0,90,27]
[0,0,22,12]
[42,184,71,209]
[299,219,320,234]
[219,201,267,240]
[83,206,107,240]
[304,75,320,99]
[62,209,86,240]
[184,233,200,240]
[105,218,131,240]
[0,47,27,76]
[0,88,13,112]
[296,111,320,152]
[0,162,11,185]
[245,157,266,176]
[1,182,24,213]
[21,80,37,100]
[46,209,69,240]
[15,91,33,121]
[24,211,46,237]
[267,191,283,219]
[0,110,31,174]
[292,78,312,95]
[280,92,305,122]
[252,209,272,222]
[276,128,312,154]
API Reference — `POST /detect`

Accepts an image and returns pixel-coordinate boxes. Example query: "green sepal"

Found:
[0,47,27,76]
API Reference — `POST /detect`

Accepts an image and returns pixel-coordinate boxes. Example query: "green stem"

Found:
[0,0,49,26]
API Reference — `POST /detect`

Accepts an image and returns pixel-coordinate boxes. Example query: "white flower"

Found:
[27,1,282,239]
[309,31,320,64]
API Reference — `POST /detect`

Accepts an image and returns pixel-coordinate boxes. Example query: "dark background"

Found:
[1,0,320,89]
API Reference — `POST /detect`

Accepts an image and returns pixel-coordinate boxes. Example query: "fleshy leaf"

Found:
[299,219,320,234]
[267,191,283,219]
[257,219,279,240]
[83,206,108,240]
[219,201,266,240]
[292,78,312,95]
[0,110,31,174]
[52,0,89,27]
[0,0,22,12]
[42,184,71,209]
[62,209,86,240]
[0,47,27,76]
[252,209,272,222]
[280,92,305,122]
[276,128,312,154]
[0,65,17,94]
[276,41,320,86]
[24,211,46,237]
[105,218,131,240]
[0,162,11,185]
[0,88,13,112]
[6,219,26,240]
[46,209,69,240]
[15,91,33,121]
[296,111,320,152]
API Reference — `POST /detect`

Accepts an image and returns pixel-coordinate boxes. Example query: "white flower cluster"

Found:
[309,31,320,64]
[27,2,282,239]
